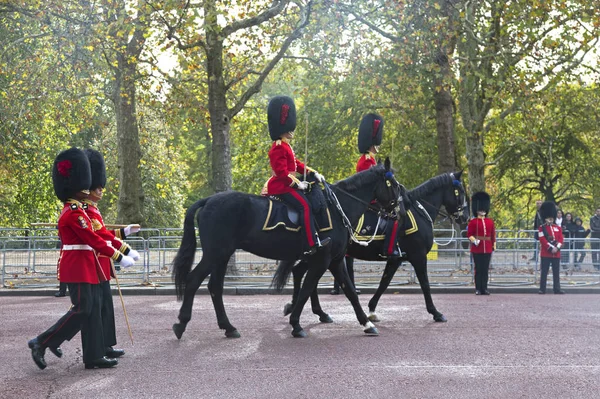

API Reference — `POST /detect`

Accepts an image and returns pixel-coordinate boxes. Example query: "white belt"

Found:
[62,244,93,251]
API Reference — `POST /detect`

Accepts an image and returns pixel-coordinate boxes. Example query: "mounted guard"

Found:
[264,95,330,256]
[357,113,405,259]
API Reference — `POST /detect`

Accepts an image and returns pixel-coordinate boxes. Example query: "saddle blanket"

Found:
[353,209,418,241]
[262,198,333,232]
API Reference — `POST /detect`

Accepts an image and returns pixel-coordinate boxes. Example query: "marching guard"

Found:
[28,148,135,370]
[83,149,141,359]
[264,96,330,256]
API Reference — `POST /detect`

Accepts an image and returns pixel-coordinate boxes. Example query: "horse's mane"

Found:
[408,173,453,200]
[334,164,385,191]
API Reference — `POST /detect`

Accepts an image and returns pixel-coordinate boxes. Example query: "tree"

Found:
[156,0,313,192]
[457,0,600,192]
[335,0,461,174]
[488,84,600,227]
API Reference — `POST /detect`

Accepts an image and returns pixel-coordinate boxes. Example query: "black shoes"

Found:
[318,237,331,248]
[554,290,565,295]
[538,290,545,294]
[330,289,340,295]
[355,289,361,295]
[85,357,118,369]
[105,347,125,358]
[475,290,481,295]
[303,237,332,257]
[28,338,47,370]
[482,290,491,295]
[54,291,66,297]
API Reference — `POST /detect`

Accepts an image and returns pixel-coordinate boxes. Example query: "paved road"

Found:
[2,293,599,398]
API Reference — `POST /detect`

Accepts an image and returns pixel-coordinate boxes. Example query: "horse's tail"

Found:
[271,259,296,292]
[173,197,209,300]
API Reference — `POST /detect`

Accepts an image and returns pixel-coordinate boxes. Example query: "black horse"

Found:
[172,160,401,339]
[275,171,468,324]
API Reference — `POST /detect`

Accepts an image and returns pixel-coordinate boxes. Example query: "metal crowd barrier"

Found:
[1,228,599,289]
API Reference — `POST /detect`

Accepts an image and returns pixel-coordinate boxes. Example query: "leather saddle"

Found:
[262,184,332,233]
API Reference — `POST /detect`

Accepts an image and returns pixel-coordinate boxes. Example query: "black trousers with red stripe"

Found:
[383,220,400,256]
[36,282,105,363]
[472,253,491,292]
[279,191,316,248]
[100,281,117,348]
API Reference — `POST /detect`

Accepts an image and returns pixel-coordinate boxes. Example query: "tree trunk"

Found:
[113,59,144,224]
[465,130,486,193]
[434,87,456,174]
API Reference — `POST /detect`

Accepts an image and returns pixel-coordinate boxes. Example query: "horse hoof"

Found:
[283,303,293,316]
[368,313,381,323]
[292,328,307,338]
[225,329,241,338]
[434,314,447,322]
[363,321,379,335]
[173,323,186,340]
[319,314,333,323]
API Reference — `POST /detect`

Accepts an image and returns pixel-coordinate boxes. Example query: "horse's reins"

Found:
[322,177,398,246]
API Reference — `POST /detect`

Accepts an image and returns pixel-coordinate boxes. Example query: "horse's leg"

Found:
[328,258,378,335]
[367,258,402,322]
[207,260,241,338]
[174,258,213,339]
[283,261,307,316]
[412,257,446,322]
[288,255,330,338]
[309,282,333,323]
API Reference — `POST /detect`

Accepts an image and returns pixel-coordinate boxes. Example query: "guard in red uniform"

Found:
[28,148,135,370]
[83,149,141,360]
[467,191,496,295]
[265,96,330,255]
[359,113,403,259]
[538,201,565,294]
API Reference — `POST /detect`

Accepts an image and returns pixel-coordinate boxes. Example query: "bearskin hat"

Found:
[84,149,106,190]
[540,201,558,220]
[268,96,296,141]
[52,147,91,202]
[471,191,490,215]
[358,113,384,153]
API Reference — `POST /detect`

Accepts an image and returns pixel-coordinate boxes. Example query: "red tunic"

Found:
[84,200,131,280]
[467,216,496,254]
[538,223,564,259]
[56,200,123,284]
[356,152,377,173]
[266,138,309,195]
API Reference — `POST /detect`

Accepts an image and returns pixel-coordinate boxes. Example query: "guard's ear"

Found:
[384,157,391,171]
[454,170,463,180]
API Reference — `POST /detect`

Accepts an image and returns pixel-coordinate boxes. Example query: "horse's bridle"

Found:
[327,172,400,215]
[414,173,467,223]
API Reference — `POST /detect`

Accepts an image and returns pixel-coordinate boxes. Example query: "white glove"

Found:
[297,181,309,190]
[120,255,135,268]
[314,172,325,183]
[128,249,140,261]
[124,224,141,236]
[473,239,481,246]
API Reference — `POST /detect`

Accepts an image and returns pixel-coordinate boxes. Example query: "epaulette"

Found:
[82,202,88,210]
[70,203,78,210]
